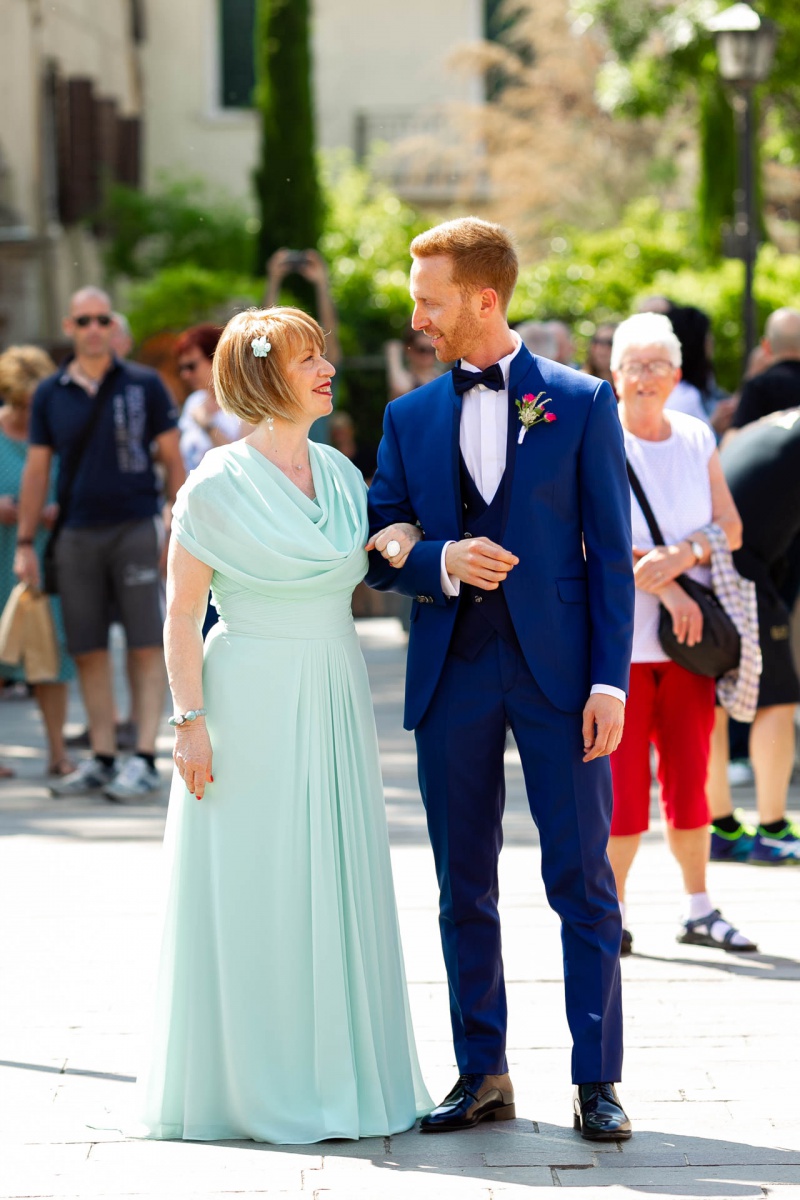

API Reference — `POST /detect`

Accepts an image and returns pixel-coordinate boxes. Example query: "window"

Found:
[220,0,256,109]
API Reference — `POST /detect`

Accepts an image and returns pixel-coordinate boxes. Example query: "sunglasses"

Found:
[592,337,613,347]
[178,360,202,374]
[410,342,436,355]
[74,314,112,328]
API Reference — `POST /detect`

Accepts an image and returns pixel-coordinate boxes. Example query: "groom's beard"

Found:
[431,302,483,363]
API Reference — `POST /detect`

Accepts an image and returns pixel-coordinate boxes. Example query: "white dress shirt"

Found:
[439,335,625,705]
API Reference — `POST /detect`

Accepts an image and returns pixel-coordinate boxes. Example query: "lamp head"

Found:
[707,2,778,85]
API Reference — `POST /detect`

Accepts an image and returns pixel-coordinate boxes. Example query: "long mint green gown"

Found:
[133,441,431,1142]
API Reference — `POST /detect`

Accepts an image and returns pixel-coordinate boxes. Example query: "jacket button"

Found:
[464,531,472,538]
[474,595,483,604]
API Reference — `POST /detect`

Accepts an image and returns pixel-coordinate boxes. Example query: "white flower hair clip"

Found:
[251,335,271,358]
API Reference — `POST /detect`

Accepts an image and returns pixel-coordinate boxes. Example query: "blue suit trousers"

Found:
[415,634,624,1084]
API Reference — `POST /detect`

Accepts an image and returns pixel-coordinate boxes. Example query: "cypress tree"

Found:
[253,0,322,274]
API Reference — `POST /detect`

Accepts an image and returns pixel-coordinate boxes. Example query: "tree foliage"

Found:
[509,196,800,387]
[458,0,660,249]
[253,0,322,273]
[571,0,800,249]
[101,179,257,279]
[319,155,427,352]
[125,265,260,344]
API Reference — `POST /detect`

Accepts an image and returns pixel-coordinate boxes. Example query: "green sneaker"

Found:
[710,809,757,862]
[750,821,800,865]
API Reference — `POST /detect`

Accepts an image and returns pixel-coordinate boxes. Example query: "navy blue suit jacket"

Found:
[367,343,634,730]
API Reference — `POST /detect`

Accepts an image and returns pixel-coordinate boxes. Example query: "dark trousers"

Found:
[415,634,623,1084]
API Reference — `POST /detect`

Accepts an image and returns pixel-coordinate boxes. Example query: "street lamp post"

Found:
[707,2,777,366]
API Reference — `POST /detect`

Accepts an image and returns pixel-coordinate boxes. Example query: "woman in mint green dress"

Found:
[133,307,431,1142]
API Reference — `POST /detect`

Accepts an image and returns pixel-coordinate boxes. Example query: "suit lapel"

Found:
[502,345,543,536]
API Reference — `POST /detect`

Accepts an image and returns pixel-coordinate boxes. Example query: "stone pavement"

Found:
[0,618,799,1200]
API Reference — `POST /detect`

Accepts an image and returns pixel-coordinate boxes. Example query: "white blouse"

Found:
[624,410,717,663]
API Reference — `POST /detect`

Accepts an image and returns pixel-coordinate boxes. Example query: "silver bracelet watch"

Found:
[168,708,207,728]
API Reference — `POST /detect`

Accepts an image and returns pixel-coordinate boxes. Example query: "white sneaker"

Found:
[727,758,755,787]
[50,757,116,797]
[104,756,161,802]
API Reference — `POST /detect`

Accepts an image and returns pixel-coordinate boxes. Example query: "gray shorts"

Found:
[55,518,165,656]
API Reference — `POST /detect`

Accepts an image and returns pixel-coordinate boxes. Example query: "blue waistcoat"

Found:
[449,454,519,659]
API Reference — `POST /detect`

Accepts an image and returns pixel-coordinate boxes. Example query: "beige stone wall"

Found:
[139,0,258,199]
[140,0,484,202]
[0,0,138,344]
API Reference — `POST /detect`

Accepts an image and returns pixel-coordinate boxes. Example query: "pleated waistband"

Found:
[214,616,355,642]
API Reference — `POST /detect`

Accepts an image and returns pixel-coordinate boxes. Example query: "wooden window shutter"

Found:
[116,117,141,188]
[56,77,98,224]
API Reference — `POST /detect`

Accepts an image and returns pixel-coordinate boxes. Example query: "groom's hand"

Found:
[582,694,625,762]
[445,538,519,590]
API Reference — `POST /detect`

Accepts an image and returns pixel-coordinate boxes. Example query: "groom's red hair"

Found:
[410,217,519,312]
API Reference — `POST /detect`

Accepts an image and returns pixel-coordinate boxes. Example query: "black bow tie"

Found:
[451,362,505,396]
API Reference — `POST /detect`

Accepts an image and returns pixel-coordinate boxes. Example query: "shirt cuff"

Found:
[590,684,626,705]
[440,542,460,597]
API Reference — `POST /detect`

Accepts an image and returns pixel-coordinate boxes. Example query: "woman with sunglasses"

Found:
[606,313,756,957]
[582,323,617,393]
[175,325,245,472]
[385,321,442,401]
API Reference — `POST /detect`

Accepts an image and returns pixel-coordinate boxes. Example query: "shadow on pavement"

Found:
[84,1119,799,1193]
[631,951,800,979]
[0,1059,135,1083]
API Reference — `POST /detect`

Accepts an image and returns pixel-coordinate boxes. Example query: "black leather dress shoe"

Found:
[573,1082,631,1141]
[420,1073,516,1133]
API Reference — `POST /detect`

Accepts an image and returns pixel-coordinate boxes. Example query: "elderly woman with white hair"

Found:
[608,312,757,957]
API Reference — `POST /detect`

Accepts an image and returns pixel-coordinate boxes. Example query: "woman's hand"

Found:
[14,543,40,588]
[0,494,18,526]
[659,581,703,646]
[173,722,214,800]
[41,503,59,531]
[633,543,691,593]
[365,522,422,569]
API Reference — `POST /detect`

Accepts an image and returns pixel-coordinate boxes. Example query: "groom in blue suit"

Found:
[367,218,635,1139]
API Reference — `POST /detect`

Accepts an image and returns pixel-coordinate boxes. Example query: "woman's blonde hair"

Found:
[0,345,56,408]
[213,307,326,424]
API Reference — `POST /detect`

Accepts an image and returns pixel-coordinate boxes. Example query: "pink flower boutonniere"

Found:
[516,392,557,443]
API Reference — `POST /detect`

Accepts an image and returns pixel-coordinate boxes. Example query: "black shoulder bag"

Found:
[626,460,740,679]
[42,383,109,595]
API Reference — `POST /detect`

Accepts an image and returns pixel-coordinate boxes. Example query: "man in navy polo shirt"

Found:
[14,287,185,800]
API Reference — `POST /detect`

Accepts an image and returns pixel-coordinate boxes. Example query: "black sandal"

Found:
[677,908,758,953]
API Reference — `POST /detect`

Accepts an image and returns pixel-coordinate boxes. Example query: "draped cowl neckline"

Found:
[171,440,369,601]
[241,440,322,520]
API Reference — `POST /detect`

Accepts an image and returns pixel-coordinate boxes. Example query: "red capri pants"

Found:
[610,660,716,837]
